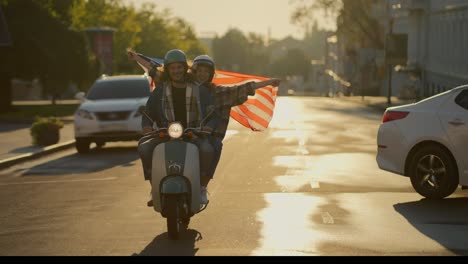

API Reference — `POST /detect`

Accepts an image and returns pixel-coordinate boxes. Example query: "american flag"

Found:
[135,53,278,131]
[213,70,278,131]
[135,53,163,90]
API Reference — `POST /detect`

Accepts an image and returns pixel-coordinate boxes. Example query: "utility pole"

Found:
[385,1,394,106]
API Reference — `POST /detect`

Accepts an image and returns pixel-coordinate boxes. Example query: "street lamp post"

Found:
[387,21,393,106]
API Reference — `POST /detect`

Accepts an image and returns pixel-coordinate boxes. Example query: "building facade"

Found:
[392,0,468,98]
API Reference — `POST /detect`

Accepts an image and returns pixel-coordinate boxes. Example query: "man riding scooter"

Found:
[137,49,220,207]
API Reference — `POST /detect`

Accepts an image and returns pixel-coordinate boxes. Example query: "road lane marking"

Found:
[0,177,117,186]
[321,212,334,224]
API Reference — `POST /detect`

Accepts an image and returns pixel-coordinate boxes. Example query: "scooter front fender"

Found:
[161,176,189,194]
[152,141,201,214]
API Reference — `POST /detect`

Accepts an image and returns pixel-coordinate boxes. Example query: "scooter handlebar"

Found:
[141,127,210,139]
[184,128,211,137]
[142,128,167,137]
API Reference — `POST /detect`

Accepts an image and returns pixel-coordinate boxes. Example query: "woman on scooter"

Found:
[190,55,281,198]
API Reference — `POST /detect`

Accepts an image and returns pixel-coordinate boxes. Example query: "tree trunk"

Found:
[0,72,12,113]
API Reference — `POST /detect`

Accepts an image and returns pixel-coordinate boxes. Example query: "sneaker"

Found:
[147,191,153,207]
[200,187,209,205]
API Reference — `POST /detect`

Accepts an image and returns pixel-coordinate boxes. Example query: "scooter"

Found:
[140,108,211,240]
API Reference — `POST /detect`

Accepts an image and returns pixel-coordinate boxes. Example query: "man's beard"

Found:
[171,74,185,83]
[172,78,185,84]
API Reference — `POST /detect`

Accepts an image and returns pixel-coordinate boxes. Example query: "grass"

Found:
[0,104,79,122]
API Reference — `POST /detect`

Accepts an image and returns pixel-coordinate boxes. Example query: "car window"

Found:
[455,90,468,110]
[87,79,150,100]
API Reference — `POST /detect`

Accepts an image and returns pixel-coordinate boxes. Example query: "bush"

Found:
[30,117,64,146]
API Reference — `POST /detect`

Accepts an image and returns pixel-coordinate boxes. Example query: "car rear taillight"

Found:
[382,111,409,123]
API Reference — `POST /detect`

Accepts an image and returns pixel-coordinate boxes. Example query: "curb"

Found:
[338,97,412,112]
[0,140,76,170]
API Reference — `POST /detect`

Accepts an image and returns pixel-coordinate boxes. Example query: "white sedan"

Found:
[377,85,468,199]
[74,75,150,153]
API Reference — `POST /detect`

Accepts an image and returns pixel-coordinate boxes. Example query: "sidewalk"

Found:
[0,117,76,169]
[338,95,416,111]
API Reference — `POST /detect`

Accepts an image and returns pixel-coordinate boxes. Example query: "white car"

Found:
[74,75,150,153]
[377,85,468,199]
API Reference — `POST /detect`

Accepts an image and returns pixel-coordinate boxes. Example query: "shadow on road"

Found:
[133,229,202,256]
[394,197,468,255]
[21,146,139,176]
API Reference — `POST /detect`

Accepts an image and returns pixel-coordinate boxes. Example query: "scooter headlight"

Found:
[168,123,183,139]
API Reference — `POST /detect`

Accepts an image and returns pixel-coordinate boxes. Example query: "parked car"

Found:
[377,85,468,199]
[74,75,151,153]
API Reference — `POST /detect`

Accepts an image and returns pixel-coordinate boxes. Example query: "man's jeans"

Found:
[138,136,215,183]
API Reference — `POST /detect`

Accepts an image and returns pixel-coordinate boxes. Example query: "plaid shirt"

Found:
[209,82,256,139]
[143,81,218,129]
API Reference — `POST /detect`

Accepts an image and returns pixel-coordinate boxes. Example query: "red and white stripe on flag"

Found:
[213,70,278,131]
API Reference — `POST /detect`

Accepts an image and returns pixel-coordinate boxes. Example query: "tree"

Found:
[245,32,270,75]
[168,18,207,59]
[70,0,142,74]
[270,48,310,80]
[212,28,270,76]
[71,0,208,74]
[0,0,96,110]
[291,0,384,49]
[212,28,249,72]
[303,21,328,60]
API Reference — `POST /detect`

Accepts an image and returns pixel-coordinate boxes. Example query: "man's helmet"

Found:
[164,49,188,67]
[192,55,215,82]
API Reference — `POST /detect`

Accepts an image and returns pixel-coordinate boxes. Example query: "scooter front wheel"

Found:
[166,195,183,240]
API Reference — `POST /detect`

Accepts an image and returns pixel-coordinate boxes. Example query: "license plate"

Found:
[99,123,127,131]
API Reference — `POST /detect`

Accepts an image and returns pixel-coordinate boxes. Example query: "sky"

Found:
[125,0,336,40]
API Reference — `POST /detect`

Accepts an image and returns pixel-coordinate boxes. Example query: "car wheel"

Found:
[76,138,91,154]
[409,145,458,199]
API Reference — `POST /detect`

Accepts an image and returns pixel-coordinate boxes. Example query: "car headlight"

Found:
[76,109,94,120]
[168,122,183,139]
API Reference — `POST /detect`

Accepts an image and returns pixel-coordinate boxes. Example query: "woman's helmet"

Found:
[192,55,215,82]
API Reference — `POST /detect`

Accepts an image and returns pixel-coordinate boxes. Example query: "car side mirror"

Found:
[75,92,86,101]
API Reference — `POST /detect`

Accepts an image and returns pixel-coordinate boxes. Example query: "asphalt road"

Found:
[1,97,467,256]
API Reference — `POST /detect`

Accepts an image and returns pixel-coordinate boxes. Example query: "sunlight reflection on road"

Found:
[251,193,324,256]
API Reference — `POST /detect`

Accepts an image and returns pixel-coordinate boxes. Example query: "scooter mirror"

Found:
[138,105,146,115]
[138,105,155,124]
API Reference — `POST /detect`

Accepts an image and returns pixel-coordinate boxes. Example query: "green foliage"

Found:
[30,117,64,146]
[212,29,269,75]
[212,29,249,72]
[70,0,208,75]
[0,0,97,97]
[290,0,384,49]
[270,48,311,79]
